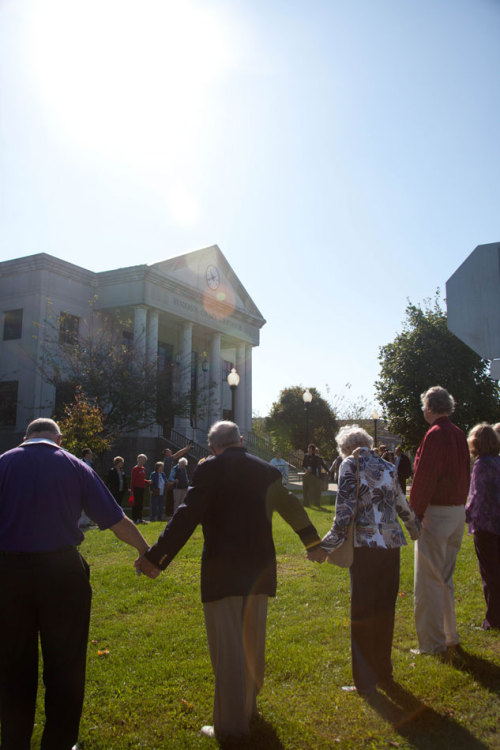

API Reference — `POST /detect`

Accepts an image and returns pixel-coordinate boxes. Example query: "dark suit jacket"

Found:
[106,466,125,503]
[397,453,412,483]
[145,447,320,602]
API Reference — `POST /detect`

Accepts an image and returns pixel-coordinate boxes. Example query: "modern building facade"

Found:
[0,246,266,454]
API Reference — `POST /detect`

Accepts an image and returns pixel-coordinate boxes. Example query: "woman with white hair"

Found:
[310,424,420,696]
[169,456,190,514]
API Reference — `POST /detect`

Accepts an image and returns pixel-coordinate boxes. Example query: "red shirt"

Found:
[131,465,147,489]
[409,416,470,519]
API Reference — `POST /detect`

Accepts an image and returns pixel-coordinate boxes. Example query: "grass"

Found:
[30,500,500,749]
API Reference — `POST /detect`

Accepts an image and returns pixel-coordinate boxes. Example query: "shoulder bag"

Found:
[327,451,360,568]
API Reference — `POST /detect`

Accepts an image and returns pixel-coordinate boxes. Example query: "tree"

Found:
[266,386,337,456]
[37,303,195,440]
[57,386,110,458]
[375,293,500,450]
[326,382,374,421]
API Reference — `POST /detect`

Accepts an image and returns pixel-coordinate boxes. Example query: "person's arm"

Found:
[172,444,191,460]
[110,516,149,554]
[409,430,442,519]
[269,479,321,549]
[137,464,211,575]
[394,479,421,540]
[320,456,357,551]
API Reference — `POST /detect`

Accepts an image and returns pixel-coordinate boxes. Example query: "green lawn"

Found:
[31,501,500,749]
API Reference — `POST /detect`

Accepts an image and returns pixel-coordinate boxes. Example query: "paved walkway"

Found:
[285,480,338,503]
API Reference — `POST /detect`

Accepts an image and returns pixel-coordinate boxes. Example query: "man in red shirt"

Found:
[409,386,470,655]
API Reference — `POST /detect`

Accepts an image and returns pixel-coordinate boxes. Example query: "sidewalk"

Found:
[285,479,337,504]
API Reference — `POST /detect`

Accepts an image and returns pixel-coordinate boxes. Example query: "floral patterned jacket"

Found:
[321,447,421,551]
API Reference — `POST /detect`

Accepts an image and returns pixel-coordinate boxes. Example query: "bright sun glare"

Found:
[25,0,238,225]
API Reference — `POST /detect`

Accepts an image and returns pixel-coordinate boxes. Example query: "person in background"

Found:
[329,454,343,484]
[81,448,93,466]
[162,445,191,516]
[169,456,190,514]
[382,449,395,464]
[130,453,151,524]
[409,386,470,656]
[150,461,167,522]
[302,444,329,507]
[106,456,126,506]
[394,445,412,494]
[465,422,500,631]
[270,450,289,484]
[308,425,420,696]
[0,418,149,750]
[135,421,321,743]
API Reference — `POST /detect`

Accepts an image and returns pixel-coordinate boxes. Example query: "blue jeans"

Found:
[150,494,164,521]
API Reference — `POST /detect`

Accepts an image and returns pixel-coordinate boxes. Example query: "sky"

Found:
[1,0,499,417]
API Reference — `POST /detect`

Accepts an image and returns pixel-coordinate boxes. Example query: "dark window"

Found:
[223,360,234,381]
[54,382,77,419]
[0,381,18,426]
[59,312,79,345]
[122,330,133,349]
[3,309,23,340]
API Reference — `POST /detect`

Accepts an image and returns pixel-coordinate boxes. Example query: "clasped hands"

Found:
[134,552,162,579]
[306,545,328,564]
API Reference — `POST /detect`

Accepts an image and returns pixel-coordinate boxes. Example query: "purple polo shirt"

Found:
[0,440,124,552]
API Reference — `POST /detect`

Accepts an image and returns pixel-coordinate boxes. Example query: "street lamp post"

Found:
[303,388,313,447]
[227,367,240,422]
[371,410,379,449]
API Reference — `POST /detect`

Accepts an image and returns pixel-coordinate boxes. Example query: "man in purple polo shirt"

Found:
[409,386,470,656]
[0,418,150,750]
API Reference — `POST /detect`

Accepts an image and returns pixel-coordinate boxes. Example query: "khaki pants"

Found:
[414,504,465,653]
[203,595,268,739]
[173,488,187,514]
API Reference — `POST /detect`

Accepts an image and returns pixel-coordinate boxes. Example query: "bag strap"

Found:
[351,447,362,519]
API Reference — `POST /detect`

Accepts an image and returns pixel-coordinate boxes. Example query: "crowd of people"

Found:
[0,383,499,747]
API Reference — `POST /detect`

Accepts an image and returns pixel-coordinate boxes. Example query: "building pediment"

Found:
[149,245,265,324]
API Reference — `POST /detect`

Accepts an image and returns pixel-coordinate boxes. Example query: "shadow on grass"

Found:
[449,646,500,693]
[366,681,489,749]
[216,717,285,749]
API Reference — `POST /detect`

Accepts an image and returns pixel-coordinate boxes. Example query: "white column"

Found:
[235,344,246,433]
[146,309,159,364]
[245,346,252,435]
[178,322,193,434]
[209,332,221,426]
[133,306,148,362]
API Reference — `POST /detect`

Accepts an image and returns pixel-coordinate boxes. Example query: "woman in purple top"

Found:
[466,422,500,630]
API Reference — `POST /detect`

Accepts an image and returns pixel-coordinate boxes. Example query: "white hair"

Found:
[178,457,188,467]
[208,420,241,450]
[336,424,373,458]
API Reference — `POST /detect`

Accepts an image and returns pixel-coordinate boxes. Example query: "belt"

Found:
[0,545,77,556]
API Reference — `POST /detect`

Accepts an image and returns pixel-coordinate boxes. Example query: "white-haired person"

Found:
[169,456,190,513]
[308,425,421,696]
[135,421,321,742]
[409,386,470,656]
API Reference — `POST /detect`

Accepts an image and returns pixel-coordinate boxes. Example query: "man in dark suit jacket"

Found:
[395,445,412,493]
[135,420,321,743]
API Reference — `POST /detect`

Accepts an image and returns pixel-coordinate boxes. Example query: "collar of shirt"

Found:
[22,438,59,447]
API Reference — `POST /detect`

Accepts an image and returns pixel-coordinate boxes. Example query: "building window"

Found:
[0,381,18,426]
[59,312,80,345]
[222,360,234,381]
[122,330,133,349]
[3,309,23,340]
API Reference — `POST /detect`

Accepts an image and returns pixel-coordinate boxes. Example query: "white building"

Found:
[0,246,266,454]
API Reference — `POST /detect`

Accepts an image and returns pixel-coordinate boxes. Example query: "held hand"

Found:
[306,546,328,564]
[134,554,161,579]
